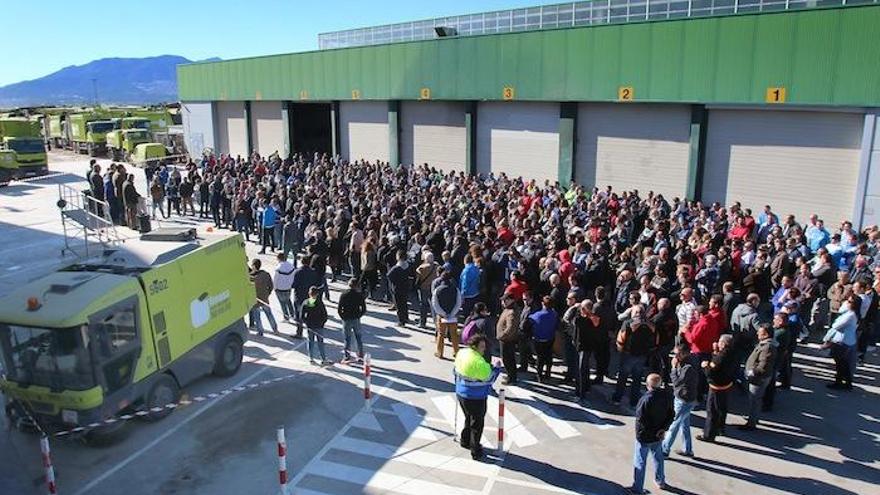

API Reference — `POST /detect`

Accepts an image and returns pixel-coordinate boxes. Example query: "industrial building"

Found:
[177,1,880,228]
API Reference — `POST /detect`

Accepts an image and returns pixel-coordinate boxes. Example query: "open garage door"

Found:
[340,101,388,163]
[702,109,863,224]
[250,101,284,158]
[400,101,467,172]
[476,101,559,184]
[216,101,247,158]
[576,103,691,199]
[181,102,215,157]
[290,103,331,156]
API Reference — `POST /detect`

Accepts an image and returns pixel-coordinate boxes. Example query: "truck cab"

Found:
[0,118,48,182]
[106,118,152,161]
[84,120,119,157]
[0,230,254,441]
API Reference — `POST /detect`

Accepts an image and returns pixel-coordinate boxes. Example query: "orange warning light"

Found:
[26,297,41,311]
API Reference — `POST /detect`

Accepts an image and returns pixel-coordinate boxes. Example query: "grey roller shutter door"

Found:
[703,109,863,224]
[216,101,247,158]
[400,101,467,172]
[476,102,559,184]
[250,101,284,158]
[339,101,389,163]
[576,103,691,199]
[181,102,215,156]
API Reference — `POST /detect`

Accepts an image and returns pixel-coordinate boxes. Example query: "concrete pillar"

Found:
[558,102,577,188]
[330,101,341,160]
[243,101,253,156]
[465,101,477,176]
[686,104,708,201]
[388,100,400,167]
[281,101,292,158]
[854,110,879,230]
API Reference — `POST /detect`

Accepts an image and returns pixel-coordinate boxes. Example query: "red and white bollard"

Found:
[363,353,372,410]
[497,388,506,453]
[277,427,288,495]
[40,435,57,495]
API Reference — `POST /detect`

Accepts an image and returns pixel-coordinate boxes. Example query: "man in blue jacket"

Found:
[455,334,502,461]
[529,296,560,383]
[460,254,481,318]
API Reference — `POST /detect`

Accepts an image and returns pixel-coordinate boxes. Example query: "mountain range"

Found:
[0,55,220,109]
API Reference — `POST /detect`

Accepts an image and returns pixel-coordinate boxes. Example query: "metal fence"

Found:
[318,0,874,49]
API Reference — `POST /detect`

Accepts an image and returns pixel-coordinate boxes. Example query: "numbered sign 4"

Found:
[618,86,634,102]
[766,87,786,104]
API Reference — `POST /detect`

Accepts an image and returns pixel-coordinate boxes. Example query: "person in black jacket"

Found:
[338,279,367,363]
[630,373,674,494]
[573,300,603,399]
[291,256,319,338]
[698,334,737,442]
[593,286,616,383]
[386,250,412,326]
[301,286,330,365]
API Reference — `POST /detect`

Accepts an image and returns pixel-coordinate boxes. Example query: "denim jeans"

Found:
[249,304,277,334]
[632,440,665,492]
[342,319,364,358]
[308,327,327,362]
[275,290,294,320]
[662,398,696,455]
[613,353,646,406]
[418,287,432,326]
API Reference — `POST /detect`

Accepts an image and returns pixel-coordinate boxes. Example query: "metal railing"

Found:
[57,183,123,259]
[318,0,874,49]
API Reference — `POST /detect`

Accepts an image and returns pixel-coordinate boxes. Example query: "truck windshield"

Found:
[130,120,151,130]
[6,139,45,154]
[88,122,116,133]
[126,131,149,141]
[0,324,95,391]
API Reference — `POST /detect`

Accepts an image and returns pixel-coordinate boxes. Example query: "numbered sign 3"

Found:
[618,86,634,102]
[766,87,786,104]
[502,86,515,101]
[419,87,431,100]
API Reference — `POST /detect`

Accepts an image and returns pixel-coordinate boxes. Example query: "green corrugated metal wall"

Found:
[178,6,880,106]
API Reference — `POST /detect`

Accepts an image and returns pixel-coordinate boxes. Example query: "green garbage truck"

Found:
[0,230,255,441]
[106,118,152,161]
[68,113,120,156]
[0,118,48,184]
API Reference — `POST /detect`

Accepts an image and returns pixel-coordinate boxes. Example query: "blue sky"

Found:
[0,0,542,87]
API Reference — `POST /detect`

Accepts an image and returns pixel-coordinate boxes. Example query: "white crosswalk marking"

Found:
[486,394,539,448]
[391,402,440,440]
[431,394,495,445]
[307,459,483,495]
[333,436,499,478]
[504,387,579,438]
[349,409,384,432]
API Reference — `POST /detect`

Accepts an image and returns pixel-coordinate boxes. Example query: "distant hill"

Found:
[0,55,220,108]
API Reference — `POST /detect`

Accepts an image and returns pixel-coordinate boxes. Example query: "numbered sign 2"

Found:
[766,87,786,104]
[255,91,263,101]
[419,87,431,100]
[351,89,361,100]
[502,86,515,101]
[618,86,634,102]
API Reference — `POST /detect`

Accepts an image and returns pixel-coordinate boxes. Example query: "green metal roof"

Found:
[178,5,880,107]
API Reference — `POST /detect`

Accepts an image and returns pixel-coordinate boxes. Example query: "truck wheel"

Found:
[213,336,243,377]
[144,374,179,421]
[83,421,130,447]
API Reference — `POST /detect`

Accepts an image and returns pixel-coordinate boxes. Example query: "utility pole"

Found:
[91,78,99,107]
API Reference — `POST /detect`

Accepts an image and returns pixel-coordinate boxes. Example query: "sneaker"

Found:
[696,434,714,443]
[321,360,333,367]
[625,487,647,495]
[340,357,353,365]
[655,481,669,491]
[676,450,694,457]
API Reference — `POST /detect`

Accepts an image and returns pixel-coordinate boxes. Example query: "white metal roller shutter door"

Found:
[703,109,863,224]
[250,101,284,157]
[181,102,215,156]
[400,101,467,171]
[216,101,247,157]
[476,102,559,183]
[340,101,388,163]
[576,103,691,198]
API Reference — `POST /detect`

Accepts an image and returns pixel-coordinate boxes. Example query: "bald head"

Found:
[646,373,662,391]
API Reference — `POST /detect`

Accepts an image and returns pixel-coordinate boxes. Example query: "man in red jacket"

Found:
[682,298,724,402]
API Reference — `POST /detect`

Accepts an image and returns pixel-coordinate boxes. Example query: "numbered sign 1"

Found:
[419,87,431,100]
[351,89,361,100]
[502,86,515,101]
[766,87,786,104]
[618,86,634,102]
[299,90,309,101]
[255,90,262,101]
[220,91,227,101]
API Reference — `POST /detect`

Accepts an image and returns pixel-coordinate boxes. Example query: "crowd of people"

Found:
[91,150,879,493]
